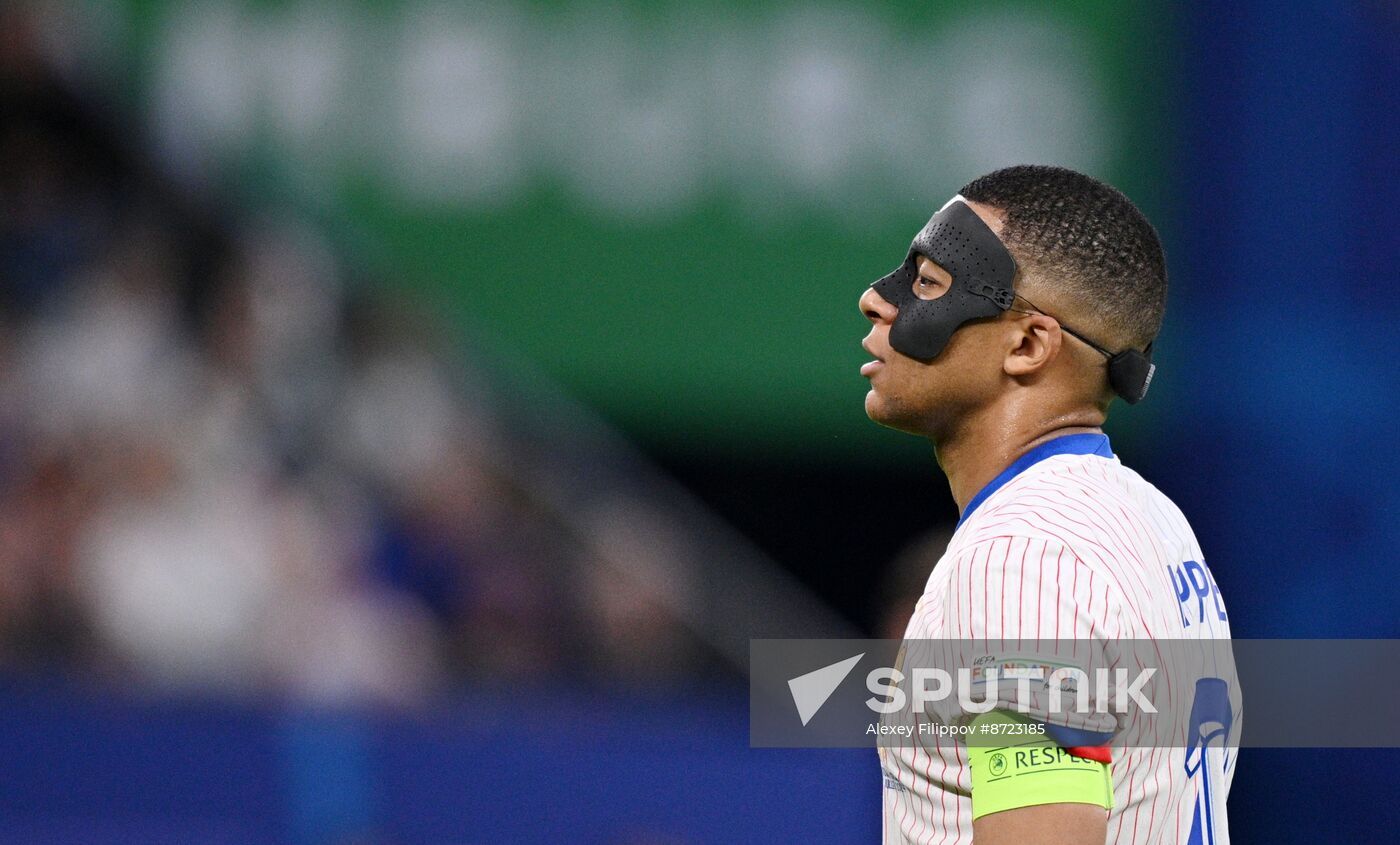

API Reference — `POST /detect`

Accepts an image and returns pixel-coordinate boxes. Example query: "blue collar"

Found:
[956,433,1114,529]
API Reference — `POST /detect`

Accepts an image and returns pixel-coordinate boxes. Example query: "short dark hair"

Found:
[959,165,1166,351]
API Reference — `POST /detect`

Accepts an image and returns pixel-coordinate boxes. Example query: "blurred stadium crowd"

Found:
[0,13,707,704]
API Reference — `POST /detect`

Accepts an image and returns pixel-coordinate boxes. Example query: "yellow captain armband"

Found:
[967,710,1113,821]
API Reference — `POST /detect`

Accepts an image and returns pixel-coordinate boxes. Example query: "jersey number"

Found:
[1184,677,1231,845]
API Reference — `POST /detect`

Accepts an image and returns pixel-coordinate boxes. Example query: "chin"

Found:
[865,390,911,431]
[867,389,942,438]
[864,388,888,422]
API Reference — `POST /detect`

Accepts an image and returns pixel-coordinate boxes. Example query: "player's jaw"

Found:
[862,331,932,431]
[861,321,1003,439]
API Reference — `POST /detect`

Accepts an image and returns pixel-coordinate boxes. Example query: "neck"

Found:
[932,394,1105,515]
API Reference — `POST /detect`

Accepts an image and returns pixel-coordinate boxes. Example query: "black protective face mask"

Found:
[868,197,1155,404]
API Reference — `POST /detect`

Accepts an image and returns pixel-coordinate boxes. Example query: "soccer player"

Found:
[859,166,1236,844]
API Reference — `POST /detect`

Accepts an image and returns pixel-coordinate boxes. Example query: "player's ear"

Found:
[1003,312,1061,379]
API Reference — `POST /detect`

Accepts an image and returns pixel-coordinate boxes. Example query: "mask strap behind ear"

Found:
[1016,295,1157,405]
[1107,342,1155,404]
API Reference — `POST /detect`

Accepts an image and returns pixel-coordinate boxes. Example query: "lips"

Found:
[861,340,885,377]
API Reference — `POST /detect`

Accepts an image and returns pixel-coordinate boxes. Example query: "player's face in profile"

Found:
[858,255,1004,436]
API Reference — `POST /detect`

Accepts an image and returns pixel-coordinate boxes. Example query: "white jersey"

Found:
[881,433,1237,845]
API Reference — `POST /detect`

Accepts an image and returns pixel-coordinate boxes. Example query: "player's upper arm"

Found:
[966,708,1112,842]
[938,539,1121,841]
[972,801,1107,845]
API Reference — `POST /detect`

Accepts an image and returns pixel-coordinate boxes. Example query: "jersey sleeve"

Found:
[937,535,1122,643]
[911,536,1130,753]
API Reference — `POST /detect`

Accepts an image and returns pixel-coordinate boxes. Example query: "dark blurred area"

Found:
[0,6,873,840]
[0,6,715,699]
[1,0,1399,843]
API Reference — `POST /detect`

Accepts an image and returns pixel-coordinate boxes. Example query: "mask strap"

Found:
[1013,295,1156,403]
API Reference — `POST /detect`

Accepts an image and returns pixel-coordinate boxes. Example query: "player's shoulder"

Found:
[964,450,1127,521]
[953,451,1177,558]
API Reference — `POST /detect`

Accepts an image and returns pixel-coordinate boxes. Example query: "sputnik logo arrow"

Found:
[787,653,865,726]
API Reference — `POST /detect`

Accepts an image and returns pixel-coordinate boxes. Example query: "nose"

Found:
[859,285,897,324]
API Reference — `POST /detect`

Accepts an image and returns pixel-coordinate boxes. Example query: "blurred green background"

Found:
[100,0,1169,461]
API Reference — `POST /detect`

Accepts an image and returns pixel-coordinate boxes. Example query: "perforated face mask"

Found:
[868,196,1156,404]
[868,196,1018,362]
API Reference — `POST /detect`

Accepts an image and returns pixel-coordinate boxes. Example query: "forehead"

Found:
[904,198,1015,288]
[961,199,1005,235]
